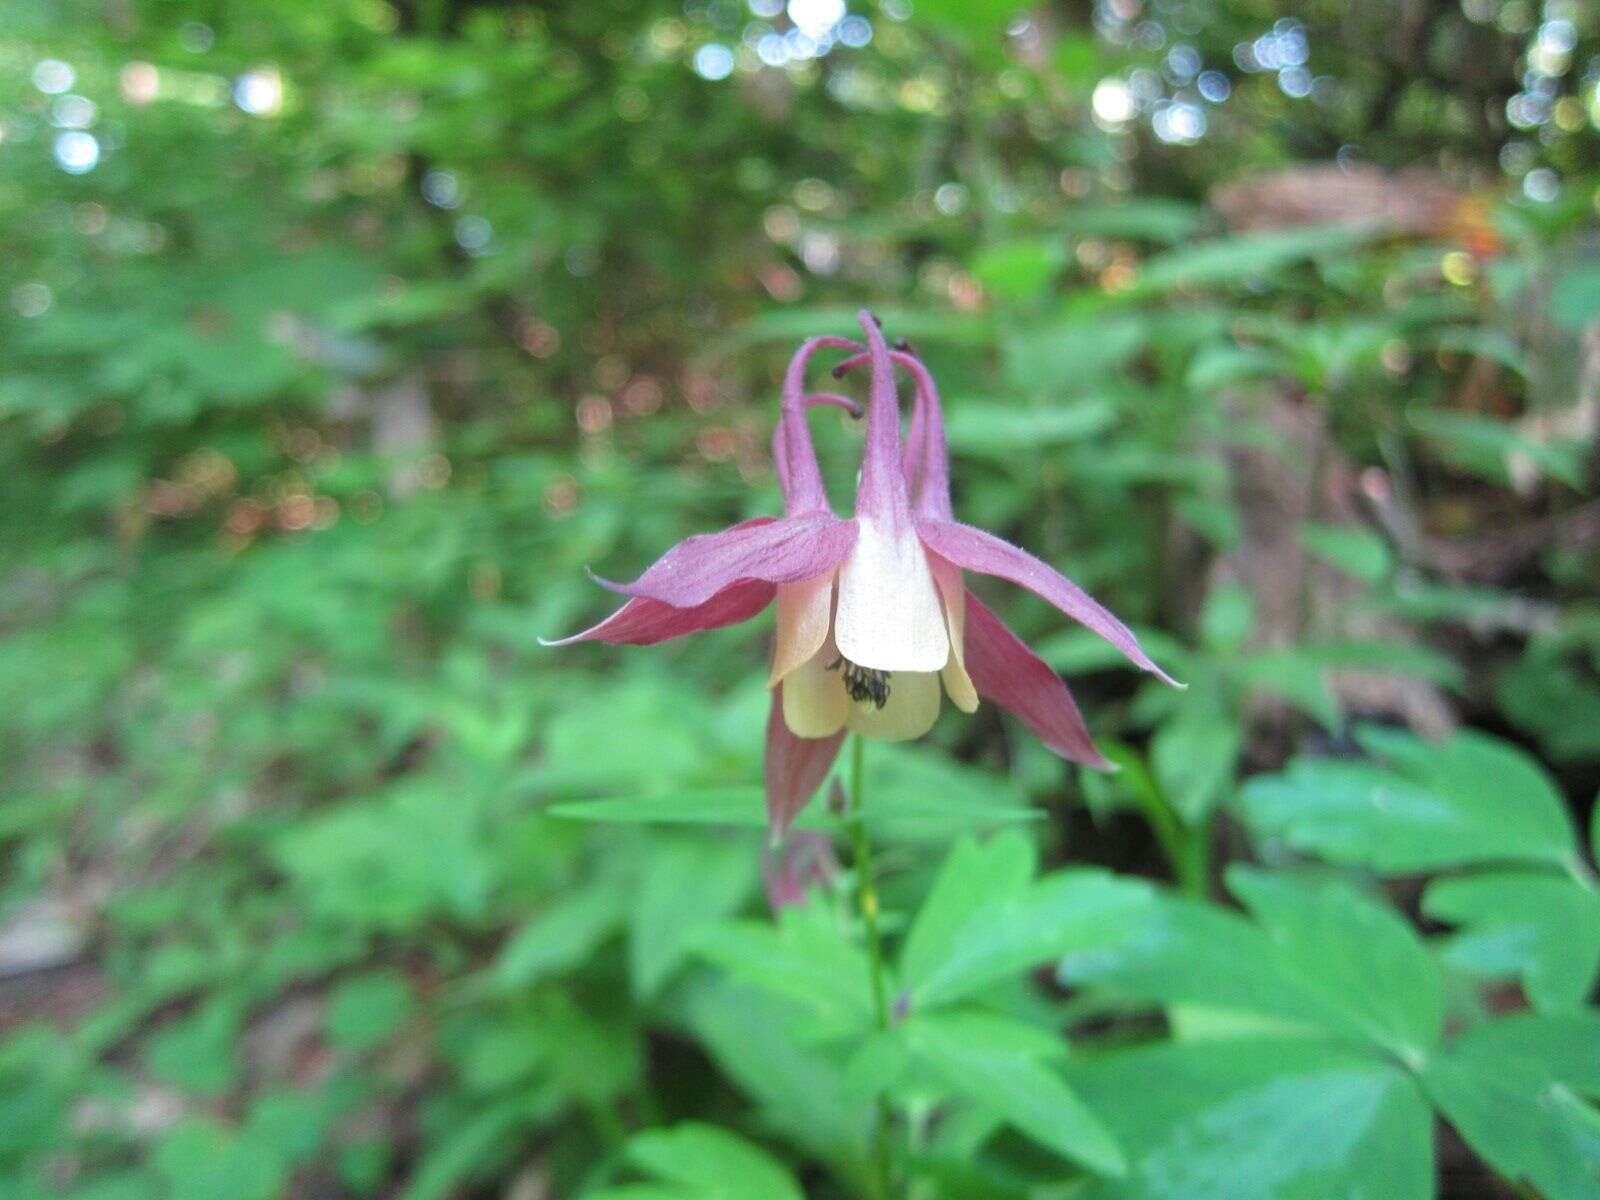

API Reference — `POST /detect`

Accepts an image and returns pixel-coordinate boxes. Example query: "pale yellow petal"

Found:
[846,669,941,742]
[782,639,849,738]
[769,573,834,686]
[930,557,978,713]
[835,518,949,673]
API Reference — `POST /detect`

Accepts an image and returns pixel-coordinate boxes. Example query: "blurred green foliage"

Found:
[3,0,1600,1197]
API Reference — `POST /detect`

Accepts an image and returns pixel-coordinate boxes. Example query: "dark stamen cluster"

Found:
[827,656,892,709]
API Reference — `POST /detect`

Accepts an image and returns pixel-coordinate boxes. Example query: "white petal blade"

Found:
[846,669,942,742]
[834,518,949,673]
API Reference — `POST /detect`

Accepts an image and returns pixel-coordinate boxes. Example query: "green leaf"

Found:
[907,0,1030,39]
[1003,314,1148,396]
[692,905,874,1037]
[968,238,1065,302]
[153,1118,286,1200]
[902,862,1154,1011]
[1240,727,1579,873]
[1150,702,1242,822]
[400,1101,529,1200]
[683,981,872,1172]
[1199,583,1252,652]
[1059,869,1443,1062]
[1422,1012,1600,1200]
[1235,651,1340,730]
[1229,868,1443,1060]
[1130,225,1381,297]
[943,399,1116,456]
[1551,264,1600,331]
[1058,199,1203,244]
[1297,522,1392,583]
[144,999,243,1095]
[549,787,770,827]
[618,1124,803,1200]
[1424,871,1600,1011]
[1065,1037,1433,1200]
[1410,409,1585,488]
[493,881,626,989]
[899,832,1036,997]
[326,971,413,1052]
[628,836,757,999]
[1184,344,1287,392]
[901,1012,1125,1176]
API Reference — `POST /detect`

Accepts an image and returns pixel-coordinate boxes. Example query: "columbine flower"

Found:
[548,311,1177,835]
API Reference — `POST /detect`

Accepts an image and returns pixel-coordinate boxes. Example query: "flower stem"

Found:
[845,733,894,1199]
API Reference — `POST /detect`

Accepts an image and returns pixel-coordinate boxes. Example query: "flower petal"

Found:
[852,311,916,532]
[846,669,942,742]
[963,591,1110,768]
[599,513,857,608]
[770,572,834,685]
[781,638,850,738]
[777,335,862,515]
[929,553,978,713]
[916,518,1179,686]
[540,579,774,646]
[834,345,952,521]
[764,688,845,838]
[835,515,949,672]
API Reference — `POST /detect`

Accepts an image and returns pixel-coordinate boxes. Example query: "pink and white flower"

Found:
[548,311,1178,835]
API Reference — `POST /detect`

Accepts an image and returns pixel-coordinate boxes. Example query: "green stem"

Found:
[845,734,894,1199]
[1126,774,1207,898]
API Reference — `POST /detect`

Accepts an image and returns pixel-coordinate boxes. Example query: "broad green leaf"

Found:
[153,1119,286,1200]
[1235,650,1340,729]
[326,971,413,1052]
[683,981,871,1173]
[1424,871,1600,1011]
[1065,1037,1433,1200]
[907,0,1030,39]
[1150,701,1241,822]
[1410,409,1585,488]
[969,239,1065,302]
[144,999,243,1095]
[1434,325,1527,375]
[905,867,1154,1011]
[1058,199,1203,244]
[1199,583,1252,652]
[1551,264,1600,330]
[1184,344,1286,392]
[1422,1012,1600,1200]
[1228,869,1443,1061]
[692,905,874,1037]
[901,1012,1125,1177]
[400,1101,530,1200]
[555,752,1037,840]
[1293,639,1465,690]
[1003,314,1149,395]
[859,746,1040,841]
[550,787,769,826]
[1059,870,1442,1062]
[1129,225,1380,296]
[943,399,1116,455]
[493,881,626,989]
[618,1124,803,1200]
[1499,650,1600,762]
[1297,522,1392,583]
[1240,727,1579,873]
[628,836,757,999]
[899,832,1036,999]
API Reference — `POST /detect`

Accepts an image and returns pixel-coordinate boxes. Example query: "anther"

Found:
[827,655,892,709]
